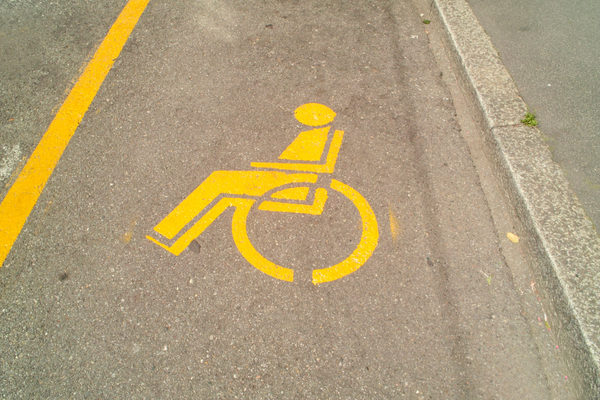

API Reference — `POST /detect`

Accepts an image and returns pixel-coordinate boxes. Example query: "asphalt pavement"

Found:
[0,0,573,398]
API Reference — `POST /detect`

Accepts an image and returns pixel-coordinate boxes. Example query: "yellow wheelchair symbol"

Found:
[147,103,379,285]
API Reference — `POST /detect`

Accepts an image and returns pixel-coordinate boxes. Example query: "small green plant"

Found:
[423,19,431,24]
[521,111,538,127]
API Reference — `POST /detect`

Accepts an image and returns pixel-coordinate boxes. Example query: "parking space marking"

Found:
[0,0,150,266]
[147,104,379,284]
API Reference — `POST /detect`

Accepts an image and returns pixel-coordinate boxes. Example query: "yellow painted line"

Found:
[0,0,150,266]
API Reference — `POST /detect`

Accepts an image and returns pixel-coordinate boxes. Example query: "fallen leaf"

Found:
[507,232,519,243]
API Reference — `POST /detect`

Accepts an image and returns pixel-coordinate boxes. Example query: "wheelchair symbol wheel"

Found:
[232,179,378,285]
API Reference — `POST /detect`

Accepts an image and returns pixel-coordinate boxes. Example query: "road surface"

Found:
[0,0,569,398]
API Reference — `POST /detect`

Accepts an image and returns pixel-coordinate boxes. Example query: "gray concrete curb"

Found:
[431,0,600,397]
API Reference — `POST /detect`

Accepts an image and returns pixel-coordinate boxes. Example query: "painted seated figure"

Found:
[147,103,378,285]
[148,103,345,255]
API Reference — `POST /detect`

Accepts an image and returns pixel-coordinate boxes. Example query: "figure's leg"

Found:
[147,197,255,256]
[153,171,318,240]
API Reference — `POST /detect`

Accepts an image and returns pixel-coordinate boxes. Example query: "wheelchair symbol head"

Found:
[295,103,336,127]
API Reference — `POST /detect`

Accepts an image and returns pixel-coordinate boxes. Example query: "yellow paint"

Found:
[270,187,309,201]
[251,130,344,173]
[232,202,294,282]
[388,205,401,243]
[279,128,330,161]
[312,180,379,285]
[148,103,379,285]
[154,171,317,240]
[0,0,150,266]
[121,217,137,244]
[259,188,328,215]
[121,231,133,244]
[42,200,54,213]
[148,197,255,256]
[294,103,336,126]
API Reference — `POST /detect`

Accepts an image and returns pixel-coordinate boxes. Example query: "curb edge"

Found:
[432,0,600,397]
